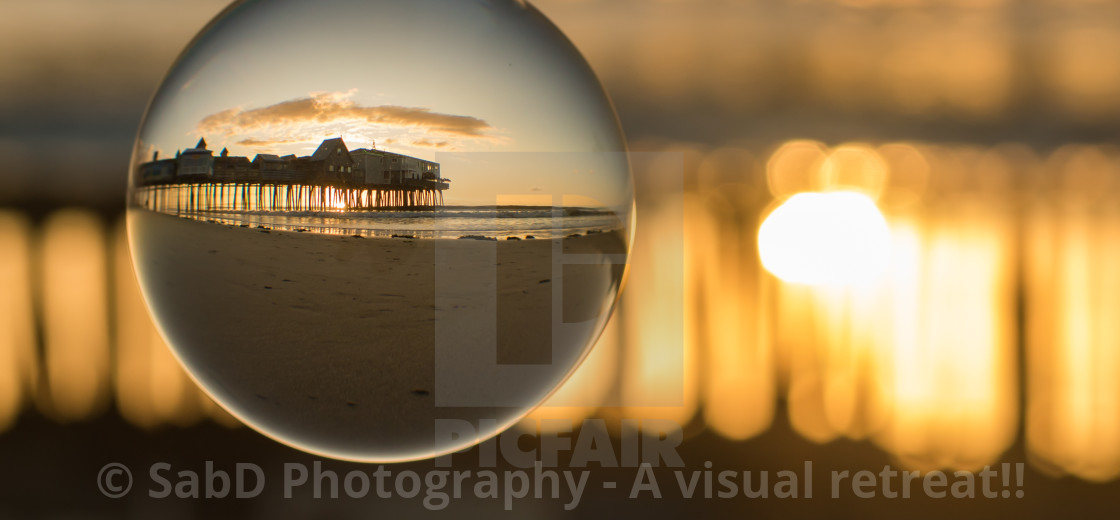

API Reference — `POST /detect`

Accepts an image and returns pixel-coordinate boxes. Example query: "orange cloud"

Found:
[197,92,497,142]
[411,138,451,149]
[235,137,310,148]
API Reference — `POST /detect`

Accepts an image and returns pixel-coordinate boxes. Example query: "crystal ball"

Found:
[127,0,632,462]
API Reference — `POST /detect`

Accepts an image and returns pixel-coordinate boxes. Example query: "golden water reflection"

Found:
[38,210,110,422]
[1025,145,1120,481]
[0,211,36,430]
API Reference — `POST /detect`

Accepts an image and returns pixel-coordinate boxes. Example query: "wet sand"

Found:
[128,209,625,461]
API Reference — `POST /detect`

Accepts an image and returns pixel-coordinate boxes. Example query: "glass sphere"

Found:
[127,0,632,462]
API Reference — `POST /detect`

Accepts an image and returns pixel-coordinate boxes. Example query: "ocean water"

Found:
[181,206,624,239]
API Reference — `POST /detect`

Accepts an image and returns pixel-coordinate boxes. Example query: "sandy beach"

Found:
[128,209,626,461]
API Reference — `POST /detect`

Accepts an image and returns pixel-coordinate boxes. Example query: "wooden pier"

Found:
[135,180,449,214]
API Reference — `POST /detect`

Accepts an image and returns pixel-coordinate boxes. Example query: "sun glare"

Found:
[758,191,892,286]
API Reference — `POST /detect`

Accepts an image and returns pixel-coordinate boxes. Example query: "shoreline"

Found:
[137,205,626,240]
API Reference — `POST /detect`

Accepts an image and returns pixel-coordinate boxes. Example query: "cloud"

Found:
[235,137,309,148]
[196,92,500,151]
[411,138,451,149]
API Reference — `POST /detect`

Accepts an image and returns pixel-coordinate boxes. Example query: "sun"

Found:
[757,191,892,286]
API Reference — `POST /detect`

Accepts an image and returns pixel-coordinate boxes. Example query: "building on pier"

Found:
[251,154,287,180]
[307,137,355,184]
[349,145,442,186]
[213,147,254,181]
[177,138,214,179]
[134,136,449,208]
[139,150,177,184]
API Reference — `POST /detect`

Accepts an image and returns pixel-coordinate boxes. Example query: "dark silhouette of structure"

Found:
[135,137,449,211]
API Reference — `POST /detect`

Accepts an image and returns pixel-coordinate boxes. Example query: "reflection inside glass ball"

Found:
[127,0,632,462]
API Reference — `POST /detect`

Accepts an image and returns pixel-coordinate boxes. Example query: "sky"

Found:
[135,0,632,208]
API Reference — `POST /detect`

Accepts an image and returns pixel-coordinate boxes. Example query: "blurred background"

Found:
[4,0,1120,517]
